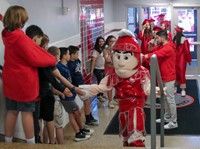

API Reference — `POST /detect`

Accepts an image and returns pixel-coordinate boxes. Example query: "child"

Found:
[68,45,98,126]
[25,25,72,144]
[103,35,117,109]
[90,36,106,102]
[56,47,94,141]
[2,6,56,144]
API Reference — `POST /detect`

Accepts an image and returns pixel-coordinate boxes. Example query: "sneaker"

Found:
[81,127,94,135]
[74,132,90,142]
[108,101,114,109]
[164,121,178,129]
[85,119,99,126]
[156,118,170,123]
[181,90,186,97]
[97,96,106,102]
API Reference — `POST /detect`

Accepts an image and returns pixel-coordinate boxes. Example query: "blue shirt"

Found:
[67,59,84,86]
[56,61,76,100]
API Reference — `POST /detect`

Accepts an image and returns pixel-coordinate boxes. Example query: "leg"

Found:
[21,111,35,143]
[107,89,114,109]
[46,121,55,144]
[42,125,49,144]
[69,113,80,133]
[33,101,41,143]
[55,127,64,144]
[5,110,19,139]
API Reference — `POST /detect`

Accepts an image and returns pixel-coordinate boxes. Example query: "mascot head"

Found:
[112,29,141,78]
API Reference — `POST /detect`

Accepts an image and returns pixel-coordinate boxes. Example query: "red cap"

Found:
[175,25,184,32]
[149,18,155,23]
[113,29,141,53]
[153,26,162,32]
[0,13,3,22]
[161,20,170,27]
[157,14,165,19]
[142,19,150,25]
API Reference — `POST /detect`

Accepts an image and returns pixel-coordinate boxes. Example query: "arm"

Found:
[18,36,56,67]
[79,76,112,100]
[183,39,192,64]
[52,68,85,96]
[43,67,72,97]
[51,87,65,99]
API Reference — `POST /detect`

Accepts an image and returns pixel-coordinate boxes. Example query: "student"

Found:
[68,45,98,126]
[103,35,117,109]
[25,25,72,144]
[161,20,172,41]
[90,36,106,102]
[2,6,56,144]
[173,25,191,96]
[144,30,178,129]
[56,47,94,141]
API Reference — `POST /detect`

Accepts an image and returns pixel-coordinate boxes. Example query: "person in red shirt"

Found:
[137,19,153,69]
[161,20,172,41]
[2,6,56,143]
[173,25,192,96]
[144,30,178,129]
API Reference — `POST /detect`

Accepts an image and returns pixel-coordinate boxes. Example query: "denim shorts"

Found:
[5,98,35,112]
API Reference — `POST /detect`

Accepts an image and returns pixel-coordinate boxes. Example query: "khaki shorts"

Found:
[54,100,63,128]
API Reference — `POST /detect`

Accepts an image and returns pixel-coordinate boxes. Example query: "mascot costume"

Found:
[80,29,151,147]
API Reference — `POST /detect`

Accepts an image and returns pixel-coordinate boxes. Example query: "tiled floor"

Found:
[0,76,200,149]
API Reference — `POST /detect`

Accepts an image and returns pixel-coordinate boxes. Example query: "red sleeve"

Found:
[183,40,192,63]
[147,43,174,58]
[17,36,56,67]
[137,31,143,40]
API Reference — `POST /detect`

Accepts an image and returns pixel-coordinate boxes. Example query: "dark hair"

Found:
[25,25,44,39]
[47,46,59,56]
[94,36,105,53]
[173,31,184,47]
[3,5,29,31]
[156,30,168,39]
[59,47,69,60]
[68,45,79,55]
[105,35,115,45]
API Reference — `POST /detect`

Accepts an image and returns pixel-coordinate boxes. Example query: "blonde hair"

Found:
[3,5,29,31]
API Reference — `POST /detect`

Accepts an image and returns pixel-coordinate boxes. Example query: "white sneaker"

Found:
[164,121,178,129]
[181,90,186,97]
[108,101,114,109]
[156,118,170,123]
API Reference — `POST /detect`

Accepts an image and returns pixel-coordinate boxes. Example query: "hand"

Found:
[60,93,65,99]
[63,88,73,97]
[75,87,86,96]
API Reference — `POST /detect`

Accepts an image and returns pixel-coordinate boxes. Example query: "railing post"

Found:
[150,55,157,149]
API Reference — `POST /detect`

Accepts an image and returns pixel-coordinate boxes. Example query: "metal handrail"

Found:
[150,54,165,149]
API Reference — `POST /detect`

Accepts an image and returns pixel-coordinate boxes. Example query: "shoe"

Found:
[85,119,99,126]
[74,132,90,142]
[81,127,94,135]
[156,118,170,123]
[108,101,114,109]
[164,121,178,129]
[97,96,106,102]
[181,90,186,97]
